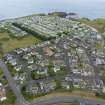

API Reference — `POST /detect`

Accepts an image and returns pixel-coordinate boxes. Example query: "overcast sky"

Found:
[0,0,105,20]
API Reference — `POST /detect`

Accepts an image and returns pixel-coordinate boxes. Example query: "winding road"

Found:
[31,96,105,105]
[1,55,105,105]
[0,60,29,105]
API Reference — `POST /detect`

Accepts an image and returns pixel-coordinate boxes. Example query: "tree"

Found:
[47,62,55,77]
[55,80,61,89]
[48,68,55,77]
[31,71,39,80]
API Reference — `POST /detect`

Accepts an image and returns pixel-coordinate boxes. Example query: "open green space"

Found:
[0,68,3,76]
[6,63,17,77]
[0,68,8,85]
[0,89,16,105]
[78,18,105,33]
[0,32,41,58]
[95,92,105,99]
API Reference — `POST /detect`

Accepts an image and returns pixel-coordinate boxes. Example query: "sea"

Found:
[0,0,105,20]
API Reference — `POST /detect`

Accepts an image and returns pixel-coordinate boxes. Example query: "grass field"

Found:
[0,32,41,57]
[78,18,105,33]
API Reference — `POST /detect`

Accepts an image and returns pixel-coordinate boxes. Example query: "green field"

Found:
[0,32,41,58]
[78,18,105,33]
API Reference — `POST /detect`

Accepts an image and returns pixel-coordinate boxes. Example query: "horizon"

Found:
[0,0,105,20]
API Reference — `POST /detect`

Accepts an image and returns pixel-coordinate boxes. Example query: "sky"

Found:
[0,0,105,20]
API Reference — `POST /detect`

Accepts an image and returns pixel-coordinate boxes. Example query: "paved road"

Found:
[0,36,104,105]
[56,38,72,74]
[72,37,101,80]
[0,60,29,105]
[1,59,105,105]
[30,96,105,105]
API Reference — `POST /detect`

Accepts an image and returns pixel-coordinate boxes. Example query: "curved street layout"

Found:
[1,60,105,105]
[0,60,29,105]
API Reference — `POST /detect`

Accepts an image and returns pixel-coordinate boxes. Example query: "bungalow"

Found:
[4,54,13,61]
[77,48,84,54]
[38,59,49,67]
[14,73,26,84]
[26,83,39,95]
[28,58,34,64]
[23,53,32,60]
[28,64,38,71]
[65,76,73,82]
[14,49,23,54]
[61,81,70,90]
[72,68,81,74]
[39,80,56,93]
[97,34,102,40]
[21,48,28,52]
[14,65,22,72]
[53,59,65,66]
[95,80,103,89]
[73,79,82,88]
[30,49,37,56]
[96,58,102,65]
[53,65,60,73]
[9,59,17,66]
[37,67,48,76]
